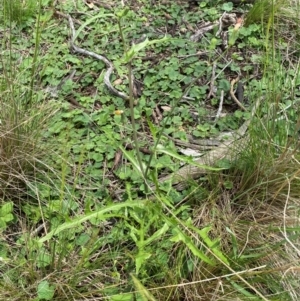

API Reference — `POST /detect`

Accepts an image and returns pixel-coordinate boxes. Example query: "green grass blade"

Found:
[143,223,169,247]
[119,145,146,175]
[170,227,215,266]
[186,224,229,265]
[73,13,116,42]
[131,274,158,301]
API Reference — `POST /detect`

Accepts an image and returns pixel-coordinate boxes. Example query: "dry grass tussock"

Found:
[164,138,300,300]
[0,101,55,199]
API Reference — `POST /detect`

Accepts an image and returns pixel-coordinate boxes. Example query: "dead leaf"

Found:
[234,17,244,30]
[112,149,122,170]
[114,110,124,115]
[160,105,172,112]
[85,1,94,9]
[164,13,172,20]
[179,148,203,157]
[113,78,123,85]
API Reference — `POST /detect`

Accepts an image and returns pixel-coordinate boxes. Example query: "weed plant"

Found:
[0,0,51,200]
[0,0,300,301]
[245,0,287,26]
[1,0,38,25]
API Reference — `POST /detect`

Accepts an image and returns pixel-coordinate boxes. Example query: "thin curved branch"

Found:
[157,98,261,191]
[230,77,247,111]
[67,15,129,101]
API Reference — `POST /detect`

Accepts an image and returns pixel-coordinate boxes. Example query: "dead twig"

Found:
[190,21,219,42]
[215,90,224,122]
[45,69,77,98]
[230,77,247,111]
[30,222,48,237]
[207,62,217,99]
[54,11,82,25]
[157,98,261,190]
[163,134,215,151]
[177,51,208,59]
[216,12,226,37]
[86,0,113,10]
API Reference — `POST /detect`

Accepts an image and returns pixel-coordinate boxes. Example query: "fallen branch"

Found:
[215,89,224,122]
[230,77,247,111]
[67,15,129,101]
[190,21,219,42]
[157,99,260,190]
[207,62,217,99]
[159,136,248,191]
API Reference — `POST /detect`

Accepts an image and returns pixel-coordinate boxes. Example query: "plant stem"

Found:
[128,61,145,179]
[27,0,42,109]
[118,14,146,181]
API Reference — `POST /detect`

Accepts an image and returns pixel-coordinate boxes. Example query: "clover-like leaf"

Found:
[37,281,55,301]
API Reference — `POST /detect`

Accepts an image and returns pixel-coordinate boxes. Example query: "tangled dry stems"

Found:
[172,140,300,300]
[0,103,54,199]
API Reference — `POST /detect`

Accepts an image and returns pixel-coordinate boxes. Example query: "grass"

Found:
[0,0,51,200]
[0,0,300,300]
[2,0,37,26]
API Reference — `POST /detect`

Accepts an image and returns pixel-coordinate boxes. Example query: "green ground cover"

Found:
[0,0,300,300]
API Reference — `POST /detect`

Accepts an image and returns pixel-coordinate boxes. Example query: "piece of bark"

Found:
[158,136,249,191]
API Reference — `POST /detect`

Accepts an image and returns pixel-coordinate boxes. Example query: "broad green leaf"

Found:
[110,293,134,301]
[0,202,13,216]
[2,213,14,223]
[135,250,151,275]
[75,233,90,246]
[116,7,130,18]
[222,2,233,11]
[122,36,169,63]
[37,252,51,268]
[0,219,6,229]
[37,281,55,301]
[218,78,231,92]
[143,223,169,247]
[39,201,143,243]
